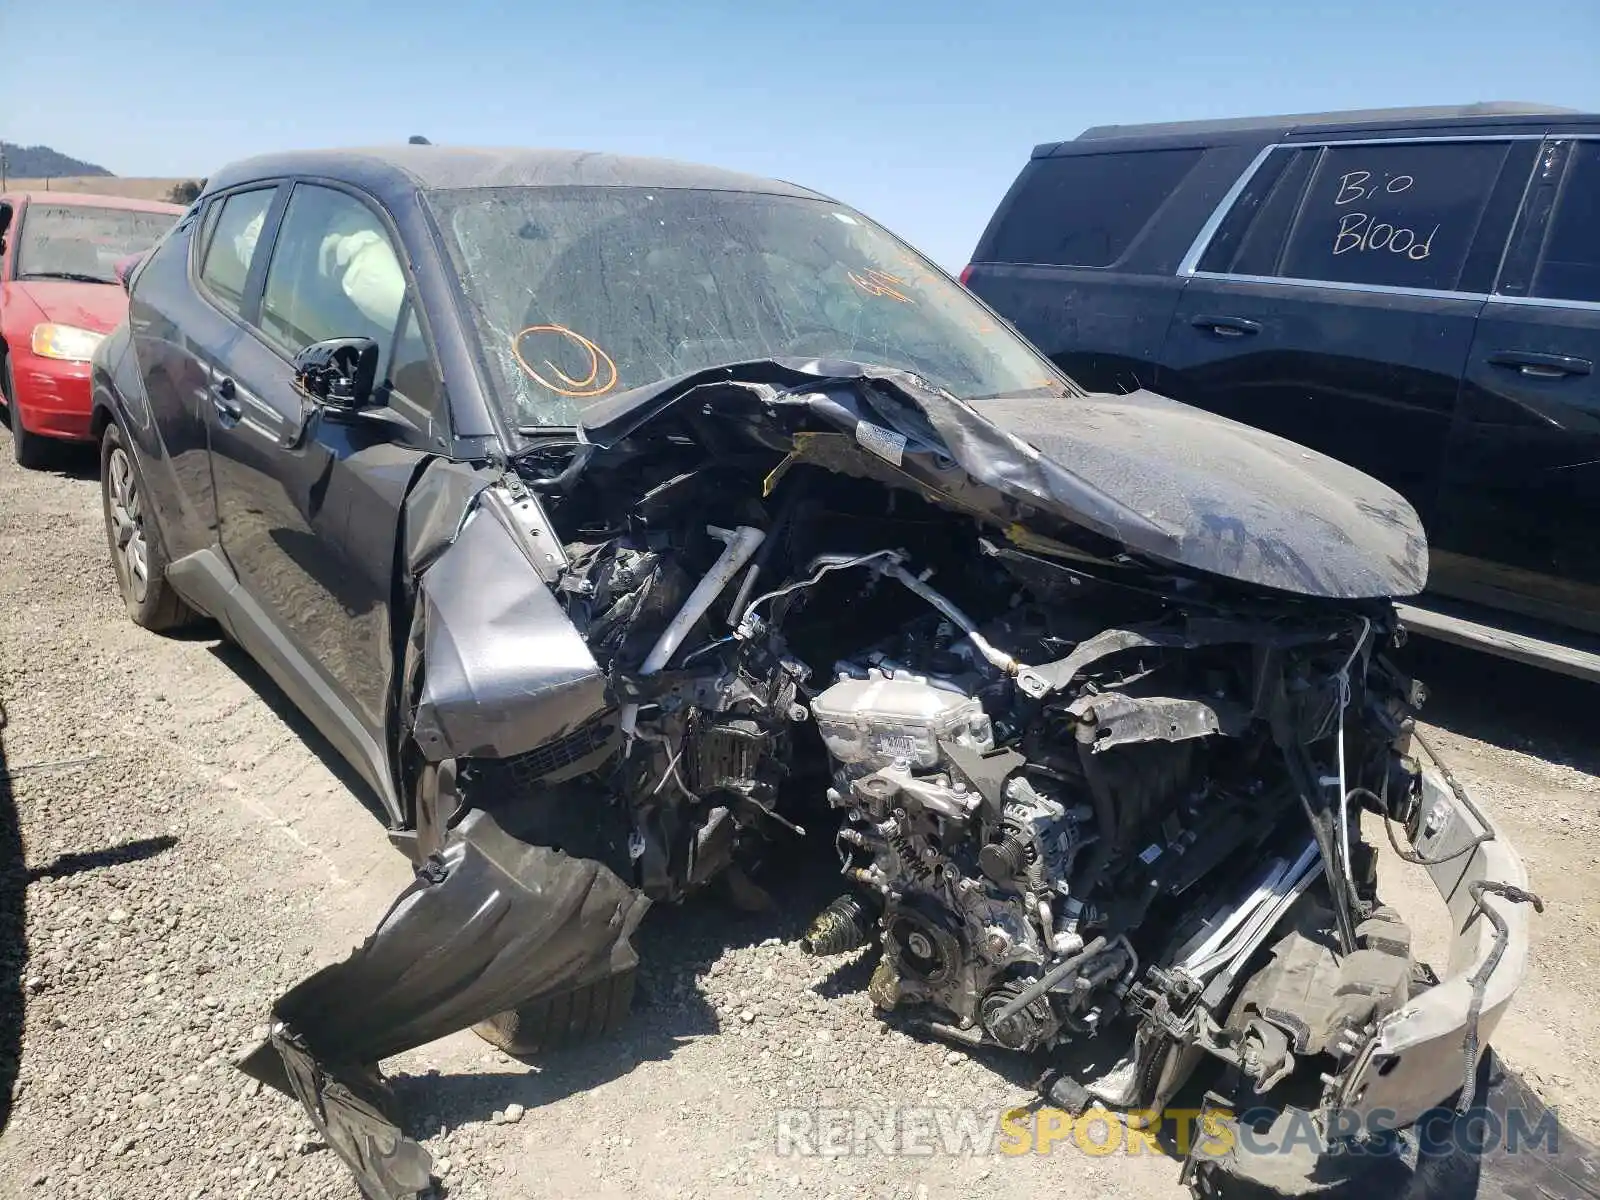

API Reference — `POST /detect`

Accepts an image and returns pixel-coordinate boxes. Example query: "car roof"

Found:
[1033,101,1595,156]
[204,145,834,204]
[0,190,185,213]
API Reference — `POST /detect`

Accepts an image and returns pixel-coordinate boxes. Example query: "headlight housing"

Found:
[31,323,107,362]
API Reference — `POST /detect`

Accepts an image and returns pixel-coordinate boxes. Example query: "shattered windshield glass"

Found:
[427,185,1072,427]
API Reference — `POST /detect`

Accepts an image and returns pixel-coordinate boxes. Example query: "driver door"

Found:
[206,181,445,814]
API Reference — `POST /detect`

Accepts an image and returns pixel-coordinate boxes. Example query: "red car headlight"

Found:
[31,323,107,362]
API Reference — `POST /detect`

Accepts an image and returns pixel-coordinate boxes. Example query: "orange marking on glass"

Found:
[512,324,619,397]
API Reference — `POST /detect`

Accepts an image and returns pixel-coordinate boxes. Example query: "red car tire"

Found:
[3,353,51,470]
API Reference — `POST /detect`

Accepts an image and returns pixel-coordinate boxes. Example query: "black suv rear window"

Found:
[1276,140,1512,292]
[982,148,1202,268]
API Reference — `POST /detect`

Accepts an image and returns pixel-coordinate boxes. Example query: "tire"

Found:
[471,968,637,1058]
[100,420,197,632]
[3,355,51,470]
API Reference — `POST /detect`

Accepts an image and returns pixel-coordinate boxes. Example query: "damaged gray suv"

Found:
[90,146,1537,1199]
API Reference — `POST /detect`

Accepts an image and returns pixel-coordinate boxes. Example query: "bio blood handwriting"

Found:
[1334,211,1437,260]
[1334,170,1414,205]
[1331,169,1435,261]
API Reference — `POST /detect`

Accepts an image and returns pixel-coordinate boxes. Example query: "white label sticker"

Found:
[1138,843,1163,865]
[856,420,907,466]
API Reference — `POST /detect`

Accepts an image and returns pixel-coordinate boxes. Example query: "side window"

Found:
[260,185,406,357]
[388,305,443,415]
[1276,140,1513,292]
[1198,148,1318,276]
[1530,140,1600,303]
[983,148,1204,268]
[197,188,276,316]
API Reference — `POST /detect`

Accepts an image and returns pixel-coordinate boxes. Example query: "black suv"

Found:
[965,102,1600,680]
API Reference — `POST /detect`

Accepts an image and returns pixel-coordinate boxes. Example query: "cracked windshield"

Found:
[428,185,1069,426]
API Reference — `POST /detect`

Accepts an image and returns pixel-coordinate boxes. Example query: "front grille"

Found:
[504,717,617,787]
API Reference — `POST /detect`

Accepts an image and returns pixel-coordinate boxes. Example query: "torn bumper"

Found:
[1184,748,1541,1197]
[1333,751,1534,1125]
[238,808,649,1200]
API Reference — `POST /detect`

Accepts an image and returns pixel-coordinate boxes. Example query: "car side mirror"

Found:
[292,337,380,411]
[114,252,145,293]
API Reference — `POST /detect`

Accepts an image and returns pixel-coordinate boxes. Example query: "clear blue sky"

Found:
[3,0,1596,269]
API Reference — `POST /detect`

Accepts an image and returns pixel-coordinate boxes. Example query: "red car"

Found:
[0,191,184,467]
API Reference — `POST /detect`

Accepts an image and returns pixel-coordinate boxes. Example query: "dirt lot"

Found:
[0,438,1596,1200]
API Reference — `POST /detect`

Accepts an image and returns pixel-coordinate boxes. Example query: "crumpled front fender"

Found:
[239,807,650,1200]
[407,475,605,764]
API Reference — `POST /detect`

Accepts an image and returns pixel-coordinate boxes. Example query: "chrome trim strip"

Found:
[1188,270,1490,303]
[1487,293,1600,313]
[1176,143,1277,277]
[1299,133,1552,148]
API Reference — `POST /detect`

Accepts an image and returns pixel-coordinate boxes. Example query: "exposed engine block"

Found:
[807,659,1141,1051]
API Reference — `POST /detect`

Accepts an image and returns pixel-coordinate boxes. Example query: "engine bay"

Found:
[498,383,1431,1126]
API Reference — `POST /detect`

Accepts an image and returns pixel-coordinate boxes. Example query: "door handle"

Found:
[1192,315,1261,338]
[211,376,243,420]
[1487,351,1592,379]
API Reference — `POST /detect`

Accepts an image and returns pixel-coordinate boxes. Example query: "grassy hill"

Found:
[0,143,111,178]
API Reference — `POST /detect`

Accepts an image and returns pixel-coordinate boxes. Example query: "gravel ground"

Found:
[0,437,1596,1200]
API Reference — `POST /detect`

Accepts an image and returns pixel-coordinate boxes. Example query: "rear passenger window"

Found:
[1276,141,1512,292]
[1531,141,1600,303]
[197,188,276,316]
[985,148,1203,268]
[1198,148,1318,276]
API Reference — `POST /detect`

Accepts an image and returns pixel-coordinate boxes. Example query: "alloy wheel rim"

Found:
[108,447,149,603]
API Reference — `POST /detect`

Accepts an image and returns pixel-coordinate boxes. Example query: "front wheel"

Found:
[471,968,638,1057]
[101,421,196,631]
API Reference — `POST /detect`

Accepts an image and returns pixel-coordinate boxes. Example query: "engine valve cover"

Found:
[810,667,993,772]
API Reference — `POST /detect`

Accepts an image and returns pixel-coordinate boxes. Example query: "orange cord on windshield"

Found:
[512,324,619,397]
[848,268,915,303]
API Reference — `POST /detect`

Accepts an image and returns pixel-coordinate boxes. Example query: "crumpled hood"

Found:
[578,361,1429,601]
[940,387,1429,599]
[14,280,127,332]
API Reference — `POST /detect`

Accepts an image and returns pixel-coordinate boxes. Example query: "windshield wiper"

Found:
[21,270,115,285]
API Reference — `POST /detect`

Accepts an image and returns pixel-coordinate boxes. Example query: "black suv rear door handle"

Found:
[1487,350,1593,379]
[1192,315,1261,338]
[211,376,243,420]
